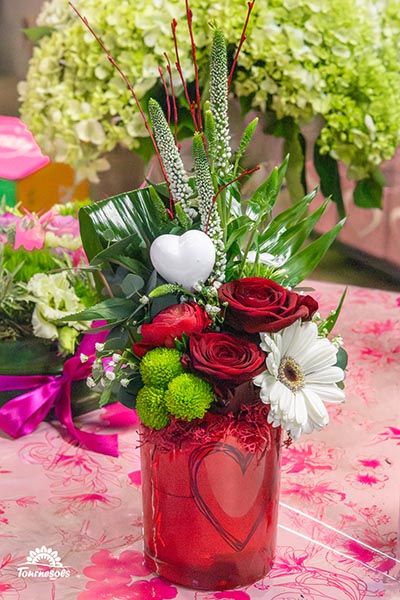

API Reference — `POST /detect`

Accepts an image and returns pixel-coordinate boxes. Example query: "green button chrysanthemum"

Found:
[136,386,170,430]
[139,347,184,388]
[165,373,214,422]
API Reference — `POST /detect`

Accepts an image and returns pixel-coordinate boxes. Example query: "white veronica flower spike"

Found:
[253,320,345,440]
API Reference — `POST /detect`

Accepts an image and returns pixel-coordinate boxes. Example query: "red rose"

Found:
[185,332,266,385]
[218,277,318,333]
[133,302,211,357]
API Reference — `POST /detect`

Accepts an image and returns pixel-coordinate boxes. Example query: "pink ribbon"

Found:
[0,331,119,457]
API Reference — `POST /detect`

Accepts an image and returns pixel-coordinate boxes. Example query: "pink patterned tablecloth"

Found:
[1,280,399,600]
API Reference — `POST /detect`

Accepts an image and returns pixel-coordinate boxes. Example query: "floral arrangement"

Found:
[0,201,96,356]
[0,202,119,456]
[69,3,348,443]
[19,0,400,210]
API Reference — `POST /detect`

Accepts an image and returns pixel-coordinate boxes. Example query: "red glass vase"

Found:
[140,418,281,590]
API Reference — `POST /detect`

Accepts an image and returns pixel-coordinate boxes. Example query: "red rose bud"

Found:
[218,277,318,333]
[133,302,211,357]
[187,332,266,385]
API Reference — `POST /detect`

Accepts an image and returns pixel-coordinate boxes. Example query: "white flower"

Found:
[86,376,97,389]
[26,272,89,351]
[253,320,345,440]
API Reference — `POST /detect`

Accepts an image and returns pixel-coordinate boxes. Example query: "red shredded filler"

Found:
[139,403,274,456]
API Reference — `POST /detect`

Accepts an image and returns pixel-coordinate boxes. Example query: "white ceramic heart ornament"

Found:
[150,230,216,291]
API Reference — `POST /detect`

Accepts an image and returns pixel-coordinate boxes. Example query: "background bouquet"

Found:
[19,0,400,211]
[0,200,96,356]
[0,200,115,452]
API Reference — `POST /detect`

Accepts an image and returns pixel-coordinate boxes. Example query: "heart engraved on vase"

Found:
[189,441,270,552]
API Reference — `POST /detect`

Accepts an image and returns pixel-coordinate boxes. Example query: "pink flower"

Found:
[281,479,346,506]
[82,549,150,583]
[375,426,400,444]
[203,592,251,600]
[78,581,135,600]
[50,493,121,514]
[345,471,389,489]
[79,550,177,600]
[14,213,45,250]
[0,212,18,229]
[281,442,343,474]
[78,569,177,600]
[127,578,178,599]
[41,211,80,238]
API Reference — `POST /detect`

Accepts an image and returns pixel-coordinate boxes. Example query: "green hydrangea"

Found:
[135,385,170,429]
[139,347,184,388]
[164,373,214,421]
[20,0,400,183]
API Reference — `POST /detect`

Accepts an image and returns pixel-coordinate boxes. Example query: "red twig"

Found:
[185,0,202,131]
[205,165,260,232]
[158,66,171,125]
[69,2,175,216]
[164,52,179,141]
[171,18,199,132]
[228,1,256,91]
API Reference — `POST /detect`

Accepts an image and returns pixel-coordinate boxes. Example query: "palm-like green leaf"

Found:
[257,189,318,252]
[272,218,346,287]
[79,185,173,264]
[259,197,329,260]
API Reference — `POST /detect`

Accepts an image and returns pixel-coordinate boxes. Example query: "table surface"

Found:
[0,280,399,600]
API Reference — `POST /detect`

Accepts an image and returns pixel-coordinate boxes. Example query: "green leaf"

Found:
[79,185,173,263]
[354,177,383,209]
[111,255,150,277]
[274,118,306,201]
[120,274,145,298]
[91,234,146,266]
[259,198,329,262]
[273,218,346,287]
[62,297,138,323]
[246,156,289,219]
[234,117,259,173]
[226,216,252,252]
[336,347,348,371]
[318,287,347,336]
[22,26,54,43]
[313,142,345,218]
[258,188,317,252]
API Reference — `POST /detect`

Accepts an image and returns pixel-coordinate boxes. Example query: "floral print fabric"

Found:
[0,280,399,599]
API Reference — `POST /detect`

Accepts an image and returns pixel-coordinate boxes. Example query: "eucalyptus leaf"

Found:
[121,274,145,298]
[336,346,348,371]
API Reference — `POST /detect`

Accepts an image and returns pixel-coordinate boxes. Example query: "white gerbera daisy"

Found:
[253,320,345,440]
